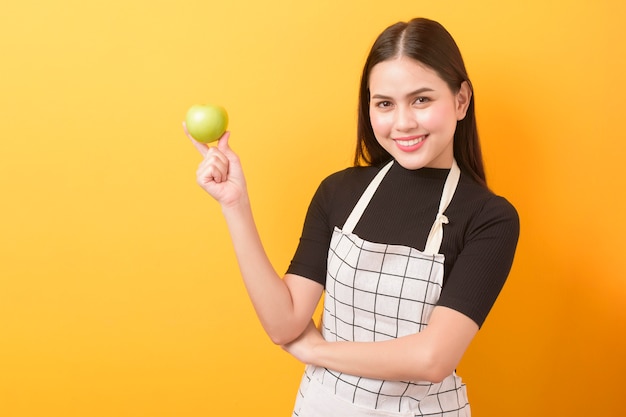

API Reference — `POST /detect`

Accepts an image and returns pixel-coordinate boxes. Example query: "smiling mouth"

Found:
[395,135,427,146]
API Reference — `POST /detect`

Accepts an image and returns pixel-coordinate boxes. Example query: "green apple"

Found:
[185,104,229,143]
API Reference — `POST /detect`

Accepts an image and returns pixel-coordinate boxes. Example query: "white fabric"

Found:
[342,160,394,234]
[297,377,414,417]
[424,159,460,255]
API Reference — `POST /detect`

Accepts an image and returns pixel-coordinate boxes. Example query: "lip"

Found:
[393,134,428,152]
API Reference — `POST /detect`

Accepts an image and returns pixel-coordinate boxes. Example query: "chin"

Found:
[391,150,454,170]
[392,156,430,171]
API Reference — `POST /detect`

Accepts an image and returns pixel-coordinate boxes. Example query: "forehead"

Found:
[368,57,446,91]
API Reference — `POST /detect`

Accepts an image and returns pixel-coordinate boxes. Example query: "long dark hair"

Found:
[355,18,487,187]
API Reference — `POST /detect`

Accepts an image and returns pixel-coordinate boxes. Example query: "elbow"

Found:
[258,316,302,346]
[425,365,453,384]
[266,325,301,346]
[418,350,458,384]
[266,316,315,346]
[269,332,294,346]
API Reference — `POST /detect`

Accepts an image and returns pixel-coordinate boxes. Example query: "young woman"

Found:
[186,17,519,417]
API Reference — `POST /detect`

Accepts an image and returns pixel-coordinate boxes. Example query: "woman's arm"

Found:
[283,306,478,383]
[187,125,324,345]
[222,201,324,344]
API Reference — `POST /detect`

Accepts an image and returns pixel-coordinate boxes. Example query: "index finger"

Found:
[182,121,209,158]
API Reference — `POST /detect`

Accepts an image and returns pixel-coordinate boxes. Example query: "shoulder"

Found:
[452,174,520,240]
[457,175,518,217]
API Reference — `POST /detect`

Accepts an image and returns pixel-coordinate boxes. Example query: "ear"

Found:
[455,81,472,121]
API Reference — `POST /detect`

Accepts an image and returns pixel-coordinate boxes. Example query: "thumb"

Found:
[217,131,232,154]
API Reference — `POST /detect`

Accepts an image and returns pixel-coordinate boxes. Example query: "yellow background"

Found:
[1,0,625,416]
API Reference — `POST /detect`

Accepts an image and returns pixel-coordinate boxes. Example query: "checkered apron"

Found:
[292,160,470,417]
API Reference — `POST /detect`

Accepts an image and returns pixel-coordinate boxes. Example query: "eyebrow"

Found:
[371,87,435,100]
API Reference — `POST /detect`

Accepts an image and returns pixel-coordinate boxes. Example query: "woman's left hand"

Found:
[282,320,325,364]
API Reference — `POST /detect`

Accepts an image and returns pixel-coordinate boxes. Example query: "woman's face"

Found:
[368,57,470,170]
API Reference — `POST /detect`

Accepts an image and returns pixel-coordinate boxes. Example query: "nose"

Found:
[395,105,418,131]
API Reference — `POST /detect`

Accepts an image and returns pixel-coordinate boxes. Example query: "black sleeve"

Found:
[285,176,335,285]
[436,195,520,328]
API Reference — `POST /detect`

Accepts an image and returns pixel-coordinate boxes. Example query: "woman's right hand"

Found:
[183,122,248,208]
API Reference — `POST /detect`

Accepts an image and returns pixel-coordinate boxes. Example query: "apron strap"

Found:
[342,160,394,234]
[342,159,461,255]
[423,159,461,255]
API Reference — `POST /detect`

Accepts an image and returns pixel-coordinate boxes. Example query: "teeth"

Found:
[397,137,424,146]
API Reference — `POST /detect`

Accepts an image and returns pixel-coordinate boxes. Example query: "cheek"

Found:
[369,112,390,136]
[420,105,457,131]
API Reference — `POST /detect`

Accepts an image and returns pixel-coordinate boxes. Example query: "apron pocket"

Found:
[299,378,413,417]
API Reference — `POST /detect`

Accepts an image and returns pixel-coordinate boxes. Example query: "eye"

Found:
[375,100,393,108]
[414,96,430,105]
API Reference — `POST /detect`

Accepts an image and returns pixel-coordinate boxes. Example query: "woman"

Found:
[186,17,519,417]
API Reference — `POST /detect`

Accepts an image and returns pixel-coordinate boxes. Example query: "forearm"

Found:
[221,201,313,344]
[314,333,443,382]
[288,307,478,383]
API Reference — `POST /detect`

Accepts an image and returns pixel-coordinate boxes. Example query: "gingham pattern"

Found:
[324,228,444,342]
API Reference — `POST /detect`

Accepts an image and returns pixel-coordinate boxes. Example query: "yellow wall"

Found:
[1,0,625,416]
